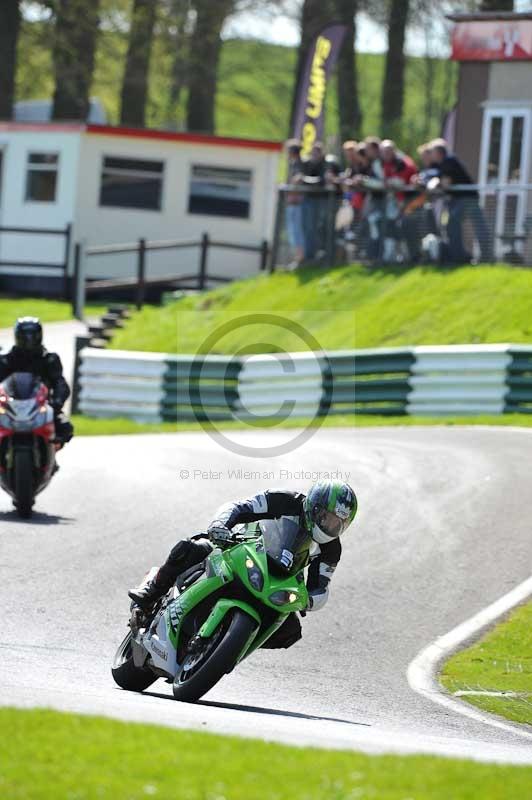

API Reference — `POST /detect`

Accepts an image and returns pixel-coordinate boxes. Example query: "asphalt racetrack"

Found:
[1,427,531,763]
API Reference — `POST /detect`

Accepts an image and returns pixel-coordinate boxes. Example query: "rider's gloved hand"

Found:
[207,522,233,545]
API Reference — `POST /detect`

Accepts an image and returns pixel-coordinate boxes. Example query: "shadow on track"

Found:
[0,510,75,525]
[141,690,370,727]
[199,699,372,727]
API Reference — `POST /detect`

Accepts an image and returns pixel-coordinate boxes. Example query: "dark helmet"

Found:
[14,317,43,352]
[304,480,357,544]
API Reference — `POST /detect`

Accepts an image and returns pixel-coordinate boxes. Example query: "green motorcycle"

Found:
[112,517,311,702]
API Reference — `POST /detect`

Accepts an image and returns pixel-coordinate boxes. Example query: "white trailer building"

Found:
[0,122,281,296]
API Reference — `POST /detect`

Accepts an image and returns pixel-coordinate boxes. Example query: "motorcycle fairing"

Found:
[132,524,310,683]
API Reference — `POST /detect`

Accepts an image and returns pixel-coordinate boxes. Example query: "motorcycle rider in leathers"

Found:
[129,480,357,649]
[0,317,74,444]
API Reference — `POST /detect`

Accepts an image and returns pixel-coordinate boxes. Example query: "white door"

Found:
[479,107,532,258]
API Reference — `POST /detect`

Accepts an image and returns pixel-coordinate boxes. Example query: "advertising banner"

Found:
[292,24,347,157]
[452,20,532,61]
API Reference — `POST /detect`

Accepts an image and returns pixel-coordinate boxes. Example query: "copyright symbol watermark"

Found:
[179,469,190,479]
[181,313,333,459]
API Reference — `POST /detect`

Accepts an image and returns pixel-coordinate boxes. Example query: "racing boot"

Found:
[128,566,175,610]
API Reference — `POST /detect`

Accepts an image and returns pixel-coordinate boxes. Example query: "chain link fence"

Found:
[270,184,532,270]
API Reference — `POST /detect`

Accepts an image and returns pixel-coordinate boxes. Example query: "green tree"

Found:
[335,0,362,142]
[52,0,101,120]
[164,0,193,129]
[380,0,410,140]
[0,0,21,119]
[120,0,159,126]
[186,0,234,133]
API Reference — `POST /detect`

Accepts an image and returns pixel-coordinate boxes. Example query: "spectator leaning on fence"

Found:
[364,136,384,181]
[341,140,359,181]
[355,143,371,177]
[355,136,385,260]
[284,138,305,268]
[341,141,365,215]
[380,139,419,262]
[381,139,417,194]
[301,141,328,262]
[353,144,372,234]
[430,141,493,264]
[414,142,440,188]
[325,154,343,193]
[409,143,442,244]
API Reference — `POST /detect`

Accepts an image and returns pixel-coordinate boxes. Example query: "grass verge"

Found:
[0,298,107,329]
[109,263,532,354]
[440,602,532,727]
[71,414,532,437]
[1,708,530,800]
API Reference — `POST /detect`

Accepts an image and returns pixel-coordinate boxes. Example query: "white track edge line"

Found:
[407,575,532,740]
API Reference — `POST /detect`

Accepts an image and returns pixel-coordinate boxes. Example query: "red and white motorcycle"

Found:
[0,372,61,518]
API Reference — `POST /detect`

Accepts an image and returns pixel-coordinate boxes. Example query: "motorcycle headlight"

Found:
[269,590,299,606]
[245,557,264,592]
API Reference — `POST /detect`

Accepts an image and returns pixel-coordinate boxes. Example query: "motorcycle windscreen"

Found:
[3,372,40,400]
[259,517,312,575]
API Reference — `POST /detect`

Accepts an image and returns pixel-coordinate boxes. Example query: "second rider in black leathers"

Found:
[0,317,74,443]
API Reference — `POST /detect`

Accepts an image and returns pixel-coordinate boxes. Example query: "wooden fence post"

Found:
[73,240,87,321]
[199,232,209,290]
[136,237,146,310]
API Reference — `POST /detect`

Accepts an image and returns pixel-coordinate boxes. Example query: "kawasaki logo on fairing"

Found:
[151,640,168,661]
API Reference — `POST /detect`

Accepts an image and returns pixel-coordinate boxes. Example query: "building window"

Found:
[480,107,531,259]
[25,152,59,202]
[481,109,531,188]
[188,165,252,219]
[508,116,524,183]
[99,156,164,211]
[487,117,502,184]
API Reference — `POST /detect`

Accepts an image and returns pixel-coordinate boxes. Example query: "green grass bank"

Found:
[71,414,532,437]
[441,601,532,727]
[0,299,106,330]
[1,708,530,800]
[109,264,532,355]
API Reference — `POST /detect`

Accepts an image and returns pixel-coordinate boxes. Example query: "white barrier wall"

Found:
[75,343,532,422]
[407,345,512,415]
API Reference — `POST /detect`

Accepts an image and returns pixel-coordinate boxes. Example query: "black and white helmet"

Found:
[304,480,357,544]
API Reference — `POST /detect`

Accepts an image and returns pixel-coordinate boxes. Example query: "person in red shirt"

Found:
[381,139,417,198]
[380,139,419,262]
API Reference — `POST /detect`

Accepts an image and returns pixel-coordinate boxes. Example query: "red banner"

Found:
[452,20,532,61]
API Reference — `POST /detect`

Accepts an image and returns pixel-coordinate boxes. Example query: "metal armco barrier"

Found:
[506,347,532,414]
[75,344,532,422]
[408,345,511,416]
[76,348,355,422]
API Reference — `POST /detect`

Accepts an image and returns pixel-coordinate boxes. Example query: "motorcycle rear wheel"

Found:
[14,449,34,519]
[172,609,256,703]
[112,631,157,692]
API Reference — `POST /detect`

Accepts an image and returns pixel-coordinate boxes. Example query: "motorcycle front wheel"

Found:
[112,631,157,692]
[14,449,34,519]
[172,609,257,703]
